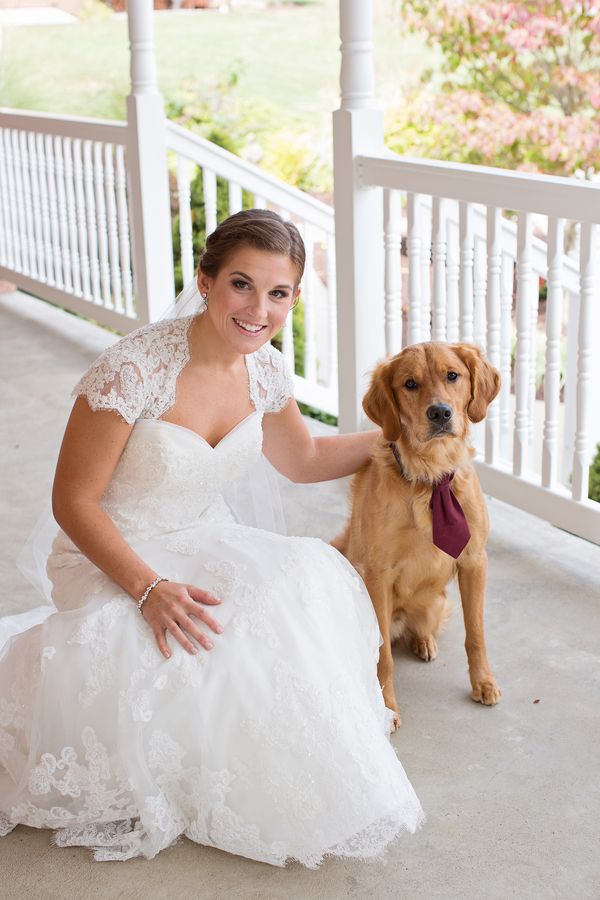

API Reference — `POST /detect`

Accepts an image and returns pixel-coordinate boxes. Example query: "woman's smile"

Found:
[231,317,268,336]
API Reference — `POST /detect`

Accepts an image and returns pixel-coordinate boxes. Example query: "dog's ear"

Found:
[362,358,402,441]
[452,344,501,423]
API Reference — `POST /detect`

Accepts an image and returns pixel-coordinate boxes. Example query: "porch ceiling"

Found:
[1,290,599,899]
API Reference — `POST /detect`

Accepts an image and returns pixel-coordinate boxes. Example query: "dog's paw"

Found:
[410,635,438,662]
[471,679,502,705]
[388,708,402,732]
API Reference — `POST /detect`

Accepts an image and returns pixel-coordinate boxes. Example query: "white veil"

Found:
[13,277,287,611]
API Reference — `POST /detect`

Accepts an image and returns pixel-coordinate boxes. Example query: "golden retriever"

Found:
[333,342,502,730]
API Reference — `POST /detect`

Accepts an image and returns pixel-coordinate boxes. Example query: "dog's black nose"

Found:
[427,403,453,424]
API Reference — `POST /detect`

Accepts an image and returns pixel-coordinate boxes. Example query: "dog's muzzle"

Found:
[426,403,453,437]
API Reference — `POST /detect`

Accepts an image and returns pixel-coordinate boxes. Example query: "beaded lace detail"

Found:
[72,316,293,425]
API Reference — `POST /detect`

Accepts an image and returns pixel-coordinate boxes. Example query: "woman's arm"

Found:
[261,399,379,483]
[52,398,222,657]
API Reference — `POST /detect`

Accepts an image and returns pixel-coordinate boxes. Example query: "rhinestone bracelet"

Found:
[138,576,169,614]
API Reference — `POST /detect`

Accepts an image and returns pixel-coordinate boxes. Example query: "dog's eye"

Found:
[404,379,418,390]
[447,371,459,382]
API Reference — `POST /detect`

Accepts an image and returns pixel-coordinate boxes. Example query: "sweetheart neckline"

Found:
[136,412,260,450]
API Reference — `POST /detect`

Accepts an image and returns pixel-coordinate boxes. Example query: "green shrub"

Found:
[271,299,305,377]
[589,443,600,503]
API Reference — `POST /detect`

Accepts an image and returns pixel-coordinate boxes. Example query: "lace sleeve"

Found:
[72,339,146,426]
[249,343,295,413]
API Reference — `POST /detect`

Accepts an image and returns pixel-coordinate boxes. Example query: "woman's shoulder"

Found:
[72,316,195,425]
[116,314,195,355]
[248,341,294,413]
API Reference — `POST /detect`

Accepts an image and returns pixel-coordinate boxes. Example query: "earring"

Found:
[199,291,208,314]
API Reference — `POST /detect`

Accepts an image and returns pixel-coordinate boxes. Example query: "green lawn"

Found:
[0,1,430,131]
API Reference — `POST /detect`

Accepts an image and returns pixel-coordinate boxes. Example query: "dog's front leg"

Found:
[457,554,501,705]
[363,572,402,730]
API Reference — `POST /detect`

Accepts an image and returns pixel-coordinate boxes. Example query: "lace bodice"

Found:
[100,416,263,539]
[72,316,294,425]
[65,316,294,539]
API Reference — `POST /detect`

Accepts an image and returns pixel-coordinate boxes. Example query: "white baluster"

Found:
[302,223,317,383]
[499,253,514,460]
[571,223,596,500]
[28,131,46,280]
[407,192,422,345]
[54,137,73,293]
[177,156,194,285]
[73,138,91,299]
[384,189,402,354]
[528,259,539,456]
[431,197,447,341]
[104,144,123,312]
[542,217,564,489]
[63,138,82,295]
[36,133,54,285]
[44,134,63,290]
[562,290,578,486]
[0,130,11,267]
[473,235,487,348]
[228,181,242,216]
[420,201,432,341]
[513,212,533,476]
[326,231,338,389]
[253,194,266,209]
[20,131,37,278]
[446,212,459,343]
[10,130,28,275]
[459,201,474,342]
[83,141,101,304]
[93,142,110,305]
[203,168,217,236]
[115,145,133,317]
[6,131,22,272]
[485,206,502,464]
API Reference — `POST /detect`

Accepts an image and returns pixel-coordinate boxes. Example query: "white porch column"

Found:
[333,0,385,433]
[126,0,175,322]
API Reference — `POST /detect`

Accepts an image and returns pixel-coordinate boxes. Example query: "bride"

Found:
[0,209,423,865]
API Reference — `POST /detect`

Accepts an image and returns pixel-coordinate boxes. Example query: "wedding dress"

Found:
[0,315,424,865]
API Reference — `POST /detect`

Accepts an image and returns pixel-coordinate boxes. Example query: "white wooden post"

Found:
[333,0,385,432]
[126,0,174,322]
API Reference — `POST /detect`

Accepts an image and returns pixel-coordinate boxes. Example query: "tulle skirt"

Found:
[0,522,424,865]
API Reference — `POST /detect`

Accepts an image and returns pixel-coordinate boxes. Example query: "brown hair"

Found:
[198,209,306,285]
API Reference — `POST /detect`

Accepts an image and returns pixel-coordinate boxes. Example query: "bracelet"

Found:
[138,576,169,614]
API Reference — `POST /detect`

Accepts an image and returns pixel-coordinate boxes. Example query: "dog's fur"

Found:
[332,342,501,730]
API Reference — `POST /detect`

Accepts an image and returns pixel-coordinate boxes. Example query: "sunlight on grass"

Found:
[0,1,431,131]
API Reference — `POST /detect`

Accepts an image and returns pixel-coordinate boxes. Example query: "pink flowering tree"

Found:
[388,1,600,175]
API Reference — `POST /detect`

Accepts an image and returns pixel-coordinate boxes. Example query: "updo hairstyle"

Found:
[198,209,306,286]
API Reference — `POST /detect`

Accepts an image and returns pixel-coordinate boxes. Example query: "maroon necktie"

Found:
[429,472,471,559]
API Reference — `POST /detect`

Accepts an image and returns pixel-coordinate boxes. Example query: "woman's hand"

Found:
[141,581,224,658]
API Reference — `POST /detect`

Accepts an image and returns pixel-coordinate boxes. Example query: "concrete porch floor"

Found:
[0,291,599,900]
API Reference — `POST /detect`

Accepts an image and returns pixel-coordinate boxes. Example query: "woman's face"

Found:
[197,247,300,354]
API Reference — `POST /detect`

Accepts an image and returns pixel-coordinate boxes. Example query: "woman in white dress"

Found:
[0,210,423,865]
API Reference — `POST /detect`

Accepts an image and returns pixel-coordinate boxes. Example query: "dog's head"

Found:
[363,342,501,445]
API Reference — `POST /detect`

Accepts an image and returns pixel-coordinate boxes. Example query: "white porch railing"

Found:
[334,0,600,545]
[0,111,137,332]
